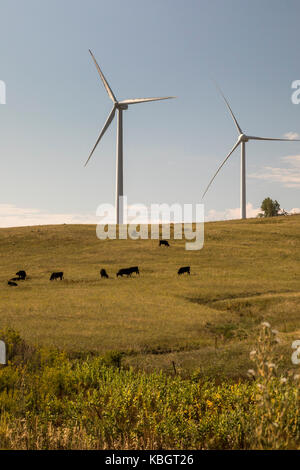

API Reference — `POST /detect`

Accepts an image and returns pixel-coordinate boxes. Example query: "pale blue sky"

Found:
[1,0,300,225]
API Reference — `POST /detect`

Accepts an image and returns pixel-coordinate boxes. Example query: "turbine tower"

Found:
[85,50,175,224]
[202,86,300,219]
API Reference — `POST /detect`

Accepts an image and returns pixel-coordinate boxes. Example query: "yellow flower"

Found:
[206,400,213,408]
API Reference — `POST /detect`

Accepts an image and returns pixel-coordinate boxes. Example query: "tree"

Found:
[259,198,281,217]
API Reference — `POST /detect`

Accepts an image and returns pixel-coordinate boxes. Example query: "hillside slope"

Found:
[0,215,299,377]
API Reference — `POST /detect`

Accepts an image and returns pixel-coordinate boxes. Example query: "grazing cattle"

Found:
[8,281,18,286]
[100,268,109,279]
[50,272,64,281]
[129,266,139,275]
[116,268,132,277]
[16,270,26,280]
[117,266,140,277]
[178,266,190,275]
[10,277,19,281]
[159,239,170,247]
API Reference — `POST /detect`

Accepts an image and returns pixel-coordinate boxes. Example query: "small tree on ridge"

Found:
[259,198,281,217]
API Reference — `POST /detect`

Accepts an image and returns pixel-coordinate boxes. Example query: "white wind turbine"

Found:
[202,86,300,219]
[85,50,175,224]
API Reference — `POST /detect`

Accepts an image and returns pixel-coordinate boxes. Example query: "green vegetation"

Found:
[0,324,299,449]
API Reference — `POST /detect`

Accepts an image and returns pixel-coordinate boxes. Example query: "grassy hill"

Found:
[0,215,299,378]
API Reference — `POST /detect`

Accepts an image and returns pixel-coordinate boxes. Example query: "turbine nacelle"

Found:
[238,134,249,143]
[117,103,128,110]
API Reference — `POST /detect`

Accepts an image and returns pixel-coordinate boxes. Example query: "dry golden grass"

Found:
[0,215,299,376]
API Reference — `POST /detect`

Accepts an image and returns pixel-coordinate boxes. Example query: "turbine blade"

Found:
[214,82,243,135]
[89,50,117,103]
[247,135,300,141]
[84,107,116,167]
[118,96,175,105]
[202,140,241,199]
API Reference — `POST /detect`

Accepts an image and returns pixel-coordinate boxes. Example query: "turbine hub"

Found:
[117,103,128,110]
[239,134,248,143]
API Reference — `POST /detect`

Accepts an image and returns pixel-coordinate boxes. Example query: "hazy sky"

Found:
[1,0,300,226]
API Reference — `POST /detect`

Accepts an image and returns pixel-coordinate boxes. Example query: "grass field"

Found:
[0,215,300,378]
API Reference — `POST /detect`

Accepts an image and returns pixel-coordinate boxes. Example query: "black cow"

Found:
[16,270,26,280]
[178,266,190,275]
[159,239,170,247]
[129,266,139,275]
[10,277,20,281]
[50,272,64,281]
[116,268,132,277]
[100,268,109,279]
[8,280,18,286]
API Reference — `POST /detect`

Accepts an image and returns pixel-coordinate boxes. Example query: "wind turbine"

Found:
[85,50,175,224]
[202,86,300,219]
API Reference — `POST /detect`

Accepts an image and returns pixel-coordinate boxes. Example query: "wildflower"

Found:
[271,329,279,335]
[266,362,276,370]
[206,400,213,408]
[250,350,257,359]
[247,369,256,378]
[261,322,271,328]
[280,377,287,384]
[294,374,300,381]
